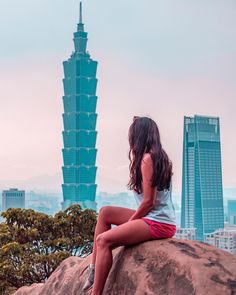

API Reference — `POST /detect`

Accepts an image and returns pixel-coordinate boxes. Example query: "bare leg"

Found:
[91,214,111,264]
[91,244,113,295]
[91,219,152,295]
[91,206,136,264]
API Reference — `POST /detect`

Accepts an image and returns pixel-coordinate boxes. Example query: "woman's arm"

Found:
[128,153,157,221]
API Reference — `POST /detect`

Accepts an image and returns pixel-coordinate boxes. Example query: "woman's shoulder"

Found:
[141,153,153,165]
[141,153,154,178]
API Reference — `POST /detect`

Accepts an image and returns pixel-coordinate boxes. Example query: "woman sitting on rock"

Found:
[83,116,177,295]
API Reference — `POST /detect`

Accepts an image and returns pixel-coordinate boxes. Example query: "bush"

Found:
[0,204,97,295]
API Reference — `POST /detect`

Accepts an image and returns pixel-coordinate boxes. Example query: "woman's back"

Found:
[133,181,176,225]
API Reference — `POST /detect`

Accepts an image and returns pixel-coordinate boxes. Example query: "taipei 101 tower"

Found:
[61,2,98,211]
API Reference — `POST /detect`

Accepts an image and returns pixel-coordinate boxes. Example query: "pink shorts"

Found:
[141,217,176,239]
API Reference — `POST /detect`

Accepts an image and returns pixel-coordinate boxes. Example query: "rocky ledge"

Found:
[13,238,236,295]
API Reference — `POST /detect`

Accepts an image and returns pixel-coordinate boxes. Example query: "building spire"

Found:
[79,1,83,24]
[74,0,87,51]
[77,1,84,32]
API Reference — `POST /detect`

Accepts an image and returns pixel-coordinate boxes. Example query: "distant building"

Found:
[61,2,98,211]
[224,223,236,230]
[26,191,62,216]
[96,192,137,212]
[2,188,25,211]
[204,227,236,255]
[181,115,224,241]
[174,228,196,240]
[228,200,236,225]
[232,216,236,225]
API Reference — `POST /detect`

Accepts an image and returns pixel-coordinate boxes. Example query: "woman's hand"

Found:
[128,216,134,222]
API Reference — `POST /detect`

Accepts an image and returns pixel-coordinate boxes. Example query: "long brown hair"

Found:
[127,116,173,194]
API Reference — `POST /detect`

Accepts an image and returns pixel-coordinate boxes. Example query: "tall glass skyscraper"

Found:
[61,2,97,211]
[181,115,224,241]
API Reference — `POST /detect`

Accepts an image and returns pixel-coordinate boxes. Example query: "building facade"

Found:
[174,228,196,240]
[2,188,25,211]
[181,115,224,241]
[204,227,236,255]
[61,2,97,211]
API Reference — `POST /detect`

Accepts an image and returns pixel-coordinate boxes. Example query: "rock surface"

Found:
[13,238,236,295]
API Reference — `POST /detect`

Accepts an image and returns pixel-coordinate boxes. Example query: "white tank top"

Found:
[133,181,176,225]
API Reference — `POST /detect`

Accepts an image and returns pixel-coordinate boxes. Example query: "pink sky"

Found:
[0,53,235,194]
[0,1,235,195]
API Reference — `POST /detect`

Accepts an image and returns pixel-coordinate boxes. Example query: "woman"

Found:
[83,116,176,295]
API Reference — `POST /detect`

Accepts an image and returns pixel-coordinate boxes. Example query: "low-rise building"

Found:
[174,228,196,240]
[204,227,236,255]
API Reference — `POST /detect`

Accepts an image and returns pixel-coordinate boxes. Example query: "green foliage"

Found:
[0,204,97,295]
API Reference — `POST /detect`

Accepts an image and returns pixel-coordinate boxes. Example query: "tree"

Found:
[0,204,97,295]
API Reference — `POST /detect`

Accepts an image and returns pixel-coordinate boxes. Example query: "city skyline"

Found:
[0,1,235,195]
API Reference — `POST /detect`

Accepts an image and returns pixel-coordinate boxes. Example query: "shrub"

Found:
[0,204,97,294]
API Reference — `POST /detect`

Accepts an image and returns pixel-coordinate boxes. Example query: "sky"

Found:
[0,0,235,196]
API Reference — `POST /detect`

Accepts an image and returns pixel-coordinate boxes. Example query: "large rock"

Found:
[13,238,236,295]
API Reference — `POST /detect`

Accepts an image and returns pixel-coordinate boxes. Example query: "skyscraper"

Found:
[2,188,25,211]
[61,2,98,211]
[181,115,224,241]
[228,200,236,225]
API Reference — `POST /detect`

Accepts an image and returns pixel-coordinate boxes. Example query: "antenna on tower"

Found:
[79,1,83,24]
